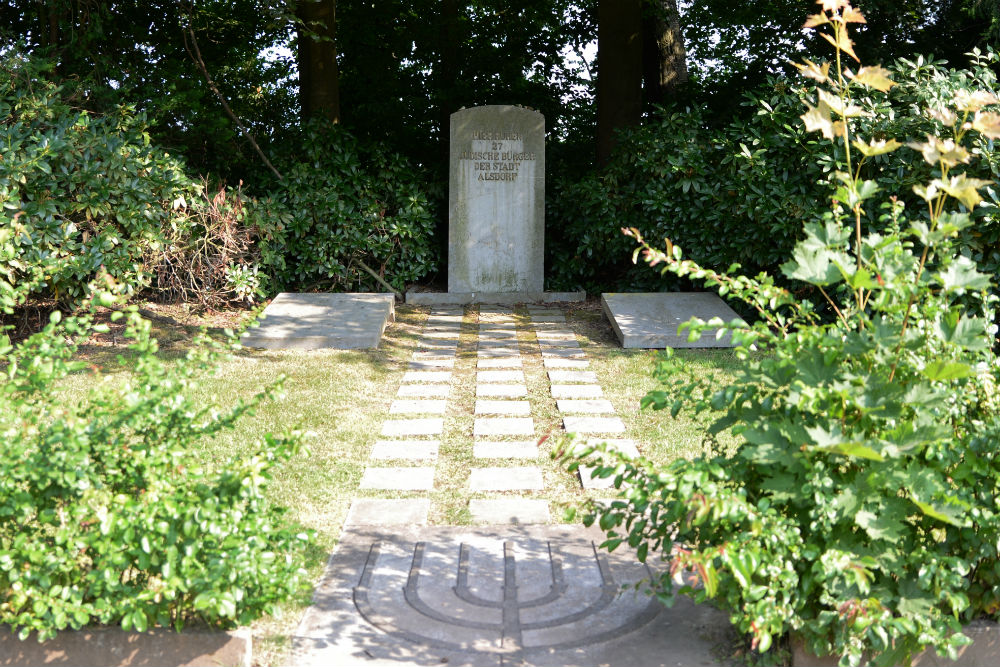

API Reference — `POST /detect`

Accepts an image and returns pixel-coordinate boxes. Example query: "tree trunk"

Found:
[596,0,643,165]
[296,0,340,124]
[642,0,687,109]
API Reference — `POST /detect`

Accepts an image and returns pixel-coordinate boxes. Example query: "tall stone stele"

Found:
[448,105,545,293]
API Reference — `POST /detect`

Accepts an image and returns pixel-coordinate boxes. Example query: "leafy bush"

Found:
[0,52,199,304]
[0,284,313,640]
[560,4,1000,665]
[547,48,1000,297]
[258,122,438,293]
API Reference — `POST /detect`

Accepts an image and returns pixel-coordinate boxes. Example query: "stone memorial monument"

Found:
[449,105,545,293]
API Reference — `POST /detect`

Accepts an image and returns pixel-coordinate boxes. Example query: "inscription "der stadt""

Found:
[460,131,536,182]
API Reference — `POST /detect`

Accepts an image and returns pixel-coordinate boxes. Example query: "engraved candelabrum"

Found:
[354,540,660,662]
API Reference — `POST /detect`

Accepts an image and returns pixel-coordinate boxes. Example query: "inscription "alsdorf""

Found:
[460,132,537,183]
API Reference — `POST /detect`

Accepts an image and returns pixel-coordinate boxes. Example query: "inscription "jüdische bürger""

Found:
[460,132,536,182]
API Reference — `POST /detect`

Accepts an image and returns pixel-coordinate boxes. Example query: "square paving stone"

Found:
[469,466,544,491]
[478,370,525,383]
[381,418,444,436]
[477,358,522,369]
[479,330,518,339]
[389,399,447,415]
[474,417,534,437]
[421,331,461,339]
[478,348,520,358]
[541,348,586,359]
[473,441,539,459]
[479,321,516,329]
[469,499,549,524]
[397,384,450,398]
[537,339,581,349]
[544,358,590,369]
[477,384,528,398]
[416,337,458,348]
[344,498,430,525]
[601,292,746,348]
[535,331,577,340]
[530,315,566,322]
[370,440,440,460]
[548,370,598,383]
[402,370,452,383]
[550,384,604,399]
[479,340,520,349]
[413,350,457,361]
[557,399,615,414]
[562,416,626,434]
[359,467,435,490]
[475,400,531,415]
[409,359,455,370]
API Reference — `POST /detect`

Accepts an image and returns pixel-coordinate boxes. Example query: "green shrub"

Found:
[560,4,1000,665]
[258,121,438,293]
[0,285,313,640]
[0,52,199,304]
[547,48,1000,297]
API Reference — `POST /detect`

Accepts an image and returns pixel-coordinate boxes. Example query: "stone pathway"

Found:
[291,305,733,666]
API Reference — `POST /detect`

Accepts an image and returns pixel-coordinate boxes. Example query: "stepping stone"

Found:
[548,370,598,383]
[479,340,520,349]
[389,399,447,414]
[402,370,452,383]
[541,348,586,359]
[397,383,450,398]
[474,417,534,436]
[535,331,577,340]
[469,498,549,524]
[469,466,543,491]
[425,322,463,332]
[240,292,395,350]
[478,370,524,383]
[416,337,458,348]
[478,348,520,358]
[359,467,435,490]
[473,440,539,459]
[531,315,566,322]
[576,441,639,490]
[477,384,528,398]
[409,359,455,370]
[544,358,589,369]
[563,416,626,434]
[475,400,531,415]
[551,384,604,399]
[586,438,640,458]
[537,339,581,348]
[601,292,746,348]
[557,399,615,414]
[477,358,522,369]
[479,330,518,339]
[413,350,456,360]
[480,321,516,329]
[344,498,430,525]
[381,418,444,436]
[370,440,440,460]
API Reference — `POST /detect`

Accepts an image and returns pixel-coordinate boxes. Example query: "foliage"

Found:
[0,51,198,304]
[258,122,439,293]
[0,284,313,640]
[559,3,1000,665]
[548,48,1000,296]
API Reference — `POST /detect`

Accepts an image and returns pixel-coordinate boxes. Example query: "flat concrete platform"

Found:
[240,293,395,350]
[287,525,734,666]
[601,292,746,349]
[406,291,585,306]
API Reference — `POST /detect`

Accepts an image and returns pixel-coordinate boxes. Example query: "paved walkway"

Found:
[288,305,733,666]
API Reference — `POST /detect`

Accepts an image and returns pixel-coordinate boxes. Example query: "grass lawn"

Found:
[48,297,743,664]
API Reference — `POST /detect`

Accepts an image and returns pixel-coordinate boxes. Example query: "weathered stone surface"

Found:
[370,440,440,460]
[534,330,576,340]
[601,292,746,349]
[550,384,604,399]
[359,467,435,490]
[543,358,589,369]
[240,292,394,350]
[397,384,451,398]
[288,525,736,667]
[477,370,524,383]
[477,347,520,358]
[475,400,531,415]
[479,321,516,329]
[449,106,545,293]
[402,370,452,384]
[469,499,549,524]
[540,348,586,359]
[345,499,430,526]
[469,466,543,491]
[530,314,566,323]
[477,384,528,398]
[477,358,522,369]
[473,440,539,459]
[474,417,534,436]
[408,358,455,369]
[380,418,444,436]
[478,329,518,339]
[556,399,615,414]
[421,330,462,340]
[562,416,626,434]
[537,339,581,349]
[547,370,598,383]
[389,399,447,414]
[406,291,586,305]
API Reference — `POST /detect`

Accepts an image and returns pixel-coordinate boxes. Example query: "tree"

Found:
[642,0,688,109]
[296,0,340,124]
[596,0,643,164]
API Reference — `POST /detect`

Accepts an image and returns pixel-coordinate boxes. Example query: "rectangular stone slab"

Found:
[601,292,746,349]
[240,292,394,350]
[359,466,435,490]
[469,499,549,524]
[469,466,544,491]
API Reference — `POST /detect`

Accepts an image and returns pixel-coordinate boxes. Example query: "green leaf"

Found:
[922,361,974,381]
[937,256,991,292]
[855,509,905,541]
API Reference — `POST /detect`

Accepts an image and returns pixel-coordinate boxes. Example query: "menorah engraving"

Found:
[353,538,661,661]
